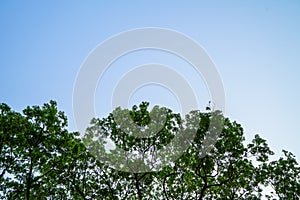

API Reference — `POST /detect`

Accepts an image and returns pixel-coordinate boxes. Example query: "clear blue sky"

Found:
[1,1,299,160]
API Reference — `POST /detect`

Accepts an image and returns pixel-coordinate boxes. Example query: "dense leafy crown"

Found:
[0,101,299,199]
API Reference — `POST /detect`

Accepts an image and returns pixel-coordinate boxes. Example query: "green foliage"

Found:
[0,101,77,199]
[0,101,299,199]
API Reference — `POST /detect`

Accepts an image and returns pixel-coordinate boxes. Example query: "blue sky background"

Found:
[1,1,299,160]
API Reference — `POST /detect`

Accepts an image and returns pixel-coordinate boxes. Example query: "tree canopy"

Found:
[0,101,299,199]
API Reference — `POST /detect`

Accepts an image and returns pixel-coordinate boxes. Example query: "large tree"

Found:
[0,101,299,199]
[0,101,78,199]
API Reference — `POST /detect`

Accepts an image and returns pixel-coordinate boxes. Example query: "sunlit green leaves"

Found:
[1,101,299,199]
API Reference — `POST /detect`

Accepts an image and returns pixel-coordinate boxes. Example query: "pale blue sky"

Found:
[1,1,299,160]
